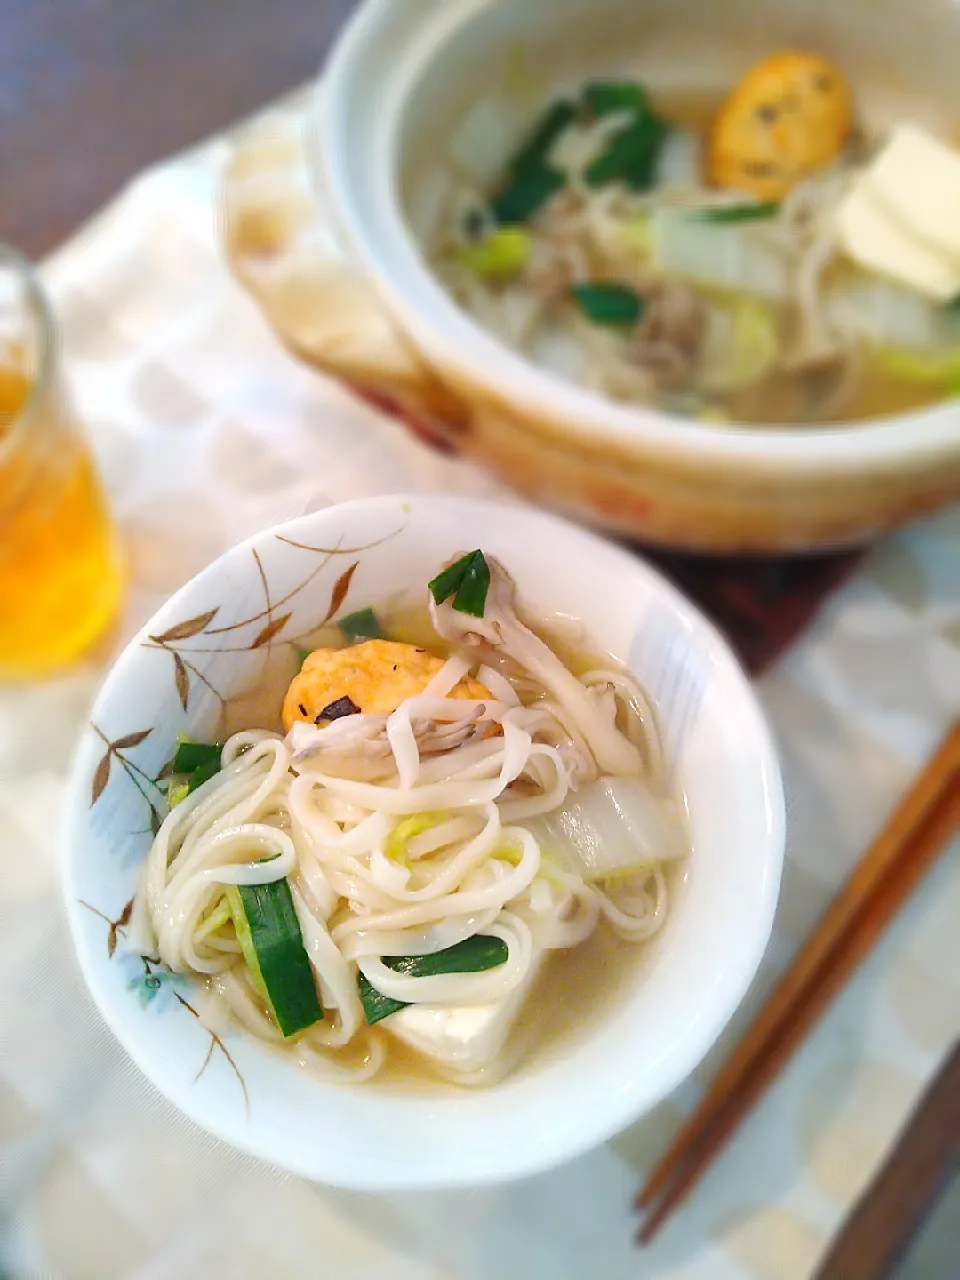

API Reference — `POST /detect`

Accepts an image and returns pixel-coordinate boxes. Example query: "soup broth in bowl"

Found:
[131,560,688,1090]
[64,495,783,1188]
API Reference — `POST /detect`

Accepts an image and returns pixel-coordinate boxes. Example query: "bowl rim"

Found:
[61,494,785,1188]
[316,0,960,475]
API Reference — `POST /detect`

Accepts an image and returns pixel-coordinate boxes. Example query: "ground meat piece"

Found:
[629,280,707,386]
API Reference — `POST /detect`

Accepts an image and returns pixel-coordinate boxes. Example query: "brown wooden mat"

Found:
[641,545,864,675]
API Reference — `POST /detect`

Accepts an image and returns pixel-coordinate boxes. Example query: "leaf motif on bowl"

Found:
[89,724,164,831]
[78,521,407,1125]
[251,611,293,648]
[323,562,358,624]
[152,609,221,644]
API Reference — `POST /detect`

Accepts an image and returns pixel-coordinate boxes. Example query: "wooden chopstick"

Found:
[636,721,960,1244]
[637,721,960,1211]
[638,775,960,1242]
[812,1039,960,1279]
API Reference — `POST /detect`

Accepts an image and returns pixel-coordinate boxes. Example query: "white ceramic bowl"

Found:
[63,495,784,1189]
[282,0,960,551]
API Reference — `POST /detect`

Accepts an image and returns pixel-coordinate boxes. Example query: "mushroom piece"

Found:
[429,556,642,778]
[289,704,498,782]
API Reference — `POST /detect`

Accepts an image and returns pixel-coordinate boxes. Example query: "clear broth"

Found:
[650,88,947,425]
[428,77,948,427]
[222,594,685,1090]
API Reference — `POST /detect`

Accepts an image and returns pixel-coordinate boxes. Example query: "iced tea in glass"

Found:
[0,245,122,677]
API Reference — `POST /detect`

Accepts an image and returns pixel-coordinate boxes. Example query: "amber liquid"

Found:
[0,366,122,677]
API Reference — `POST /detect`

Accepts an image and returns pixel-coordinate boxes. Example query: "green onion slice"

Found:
[337,607,383,642]
[428,550,491,618]
[187,757,220,794]
[692,201,780,223]
[489,99,576,225]
[509,99,577,173]
[584,112,668,191]
[172,741,221,774]
[227,879,324,1037]
[491,165,564,225]
[582,80,650,118]
[358,935,510,1025]
[571,282,644,327]
[455,226,532,279]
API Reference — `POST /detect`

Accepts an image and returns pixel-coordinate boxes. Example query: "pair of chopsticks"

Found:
[636,720,960,1244]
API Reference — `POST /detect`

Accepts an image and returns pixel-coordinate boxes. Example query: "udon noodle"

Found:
[128,553,686,1086]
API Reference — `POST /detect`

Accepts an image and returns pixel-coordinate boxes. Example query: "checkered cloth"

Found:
[1,93,958,1280]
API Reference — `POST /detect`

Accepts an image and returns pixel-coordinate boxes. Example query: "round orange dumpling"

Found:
[707,51,853,200]
[281,640,492,732]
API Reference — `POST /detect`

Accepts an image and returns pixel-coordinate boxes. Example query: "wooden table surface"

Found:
[2,0,357,258]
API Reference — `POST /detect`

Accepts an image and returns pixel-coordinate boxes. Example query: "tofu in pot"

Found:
[836,124,960,301]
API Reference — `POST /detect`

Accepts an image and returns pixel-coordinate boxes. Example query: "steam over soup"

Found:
[422,51,960,425]
[127,553,688,1087]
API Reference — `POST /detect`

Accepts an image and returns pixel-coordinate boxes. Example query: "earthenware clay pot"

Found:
[221,0,960,553]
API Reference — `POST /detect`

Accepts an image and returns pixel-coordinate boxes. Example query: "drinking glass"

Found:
[0,245,122,677]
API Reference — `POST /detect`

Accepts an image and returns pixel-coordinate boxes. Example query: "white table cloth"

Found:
[2,92,958,1279]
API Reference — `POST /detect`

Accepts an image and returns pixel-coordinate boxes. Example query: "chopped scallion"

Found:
[172,741,221,774]
[455,226,532,279]
[358,935,510,1025]
[454,552,491,618]
[337,607,383,642]
[428,550,491,618]
[428,554,475,606]
[692,201,780,224]
[571,281,644,327]
[227,879,324,1037]
[582,80,649,118]
[166,779,190,809]
[358,971,405,1025]
[509,99,577,173]
[584,112,668,191]
[491,164,565,225]
[164,739,222,803]
[489,99,575,225]
[187,757,220,794]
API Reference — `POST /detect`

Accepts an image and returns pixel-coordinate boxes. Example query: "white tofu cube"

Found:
[868,125,960,261]
[836,124,960,301]
[836,189,956,300]
[384,951,543,1075]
